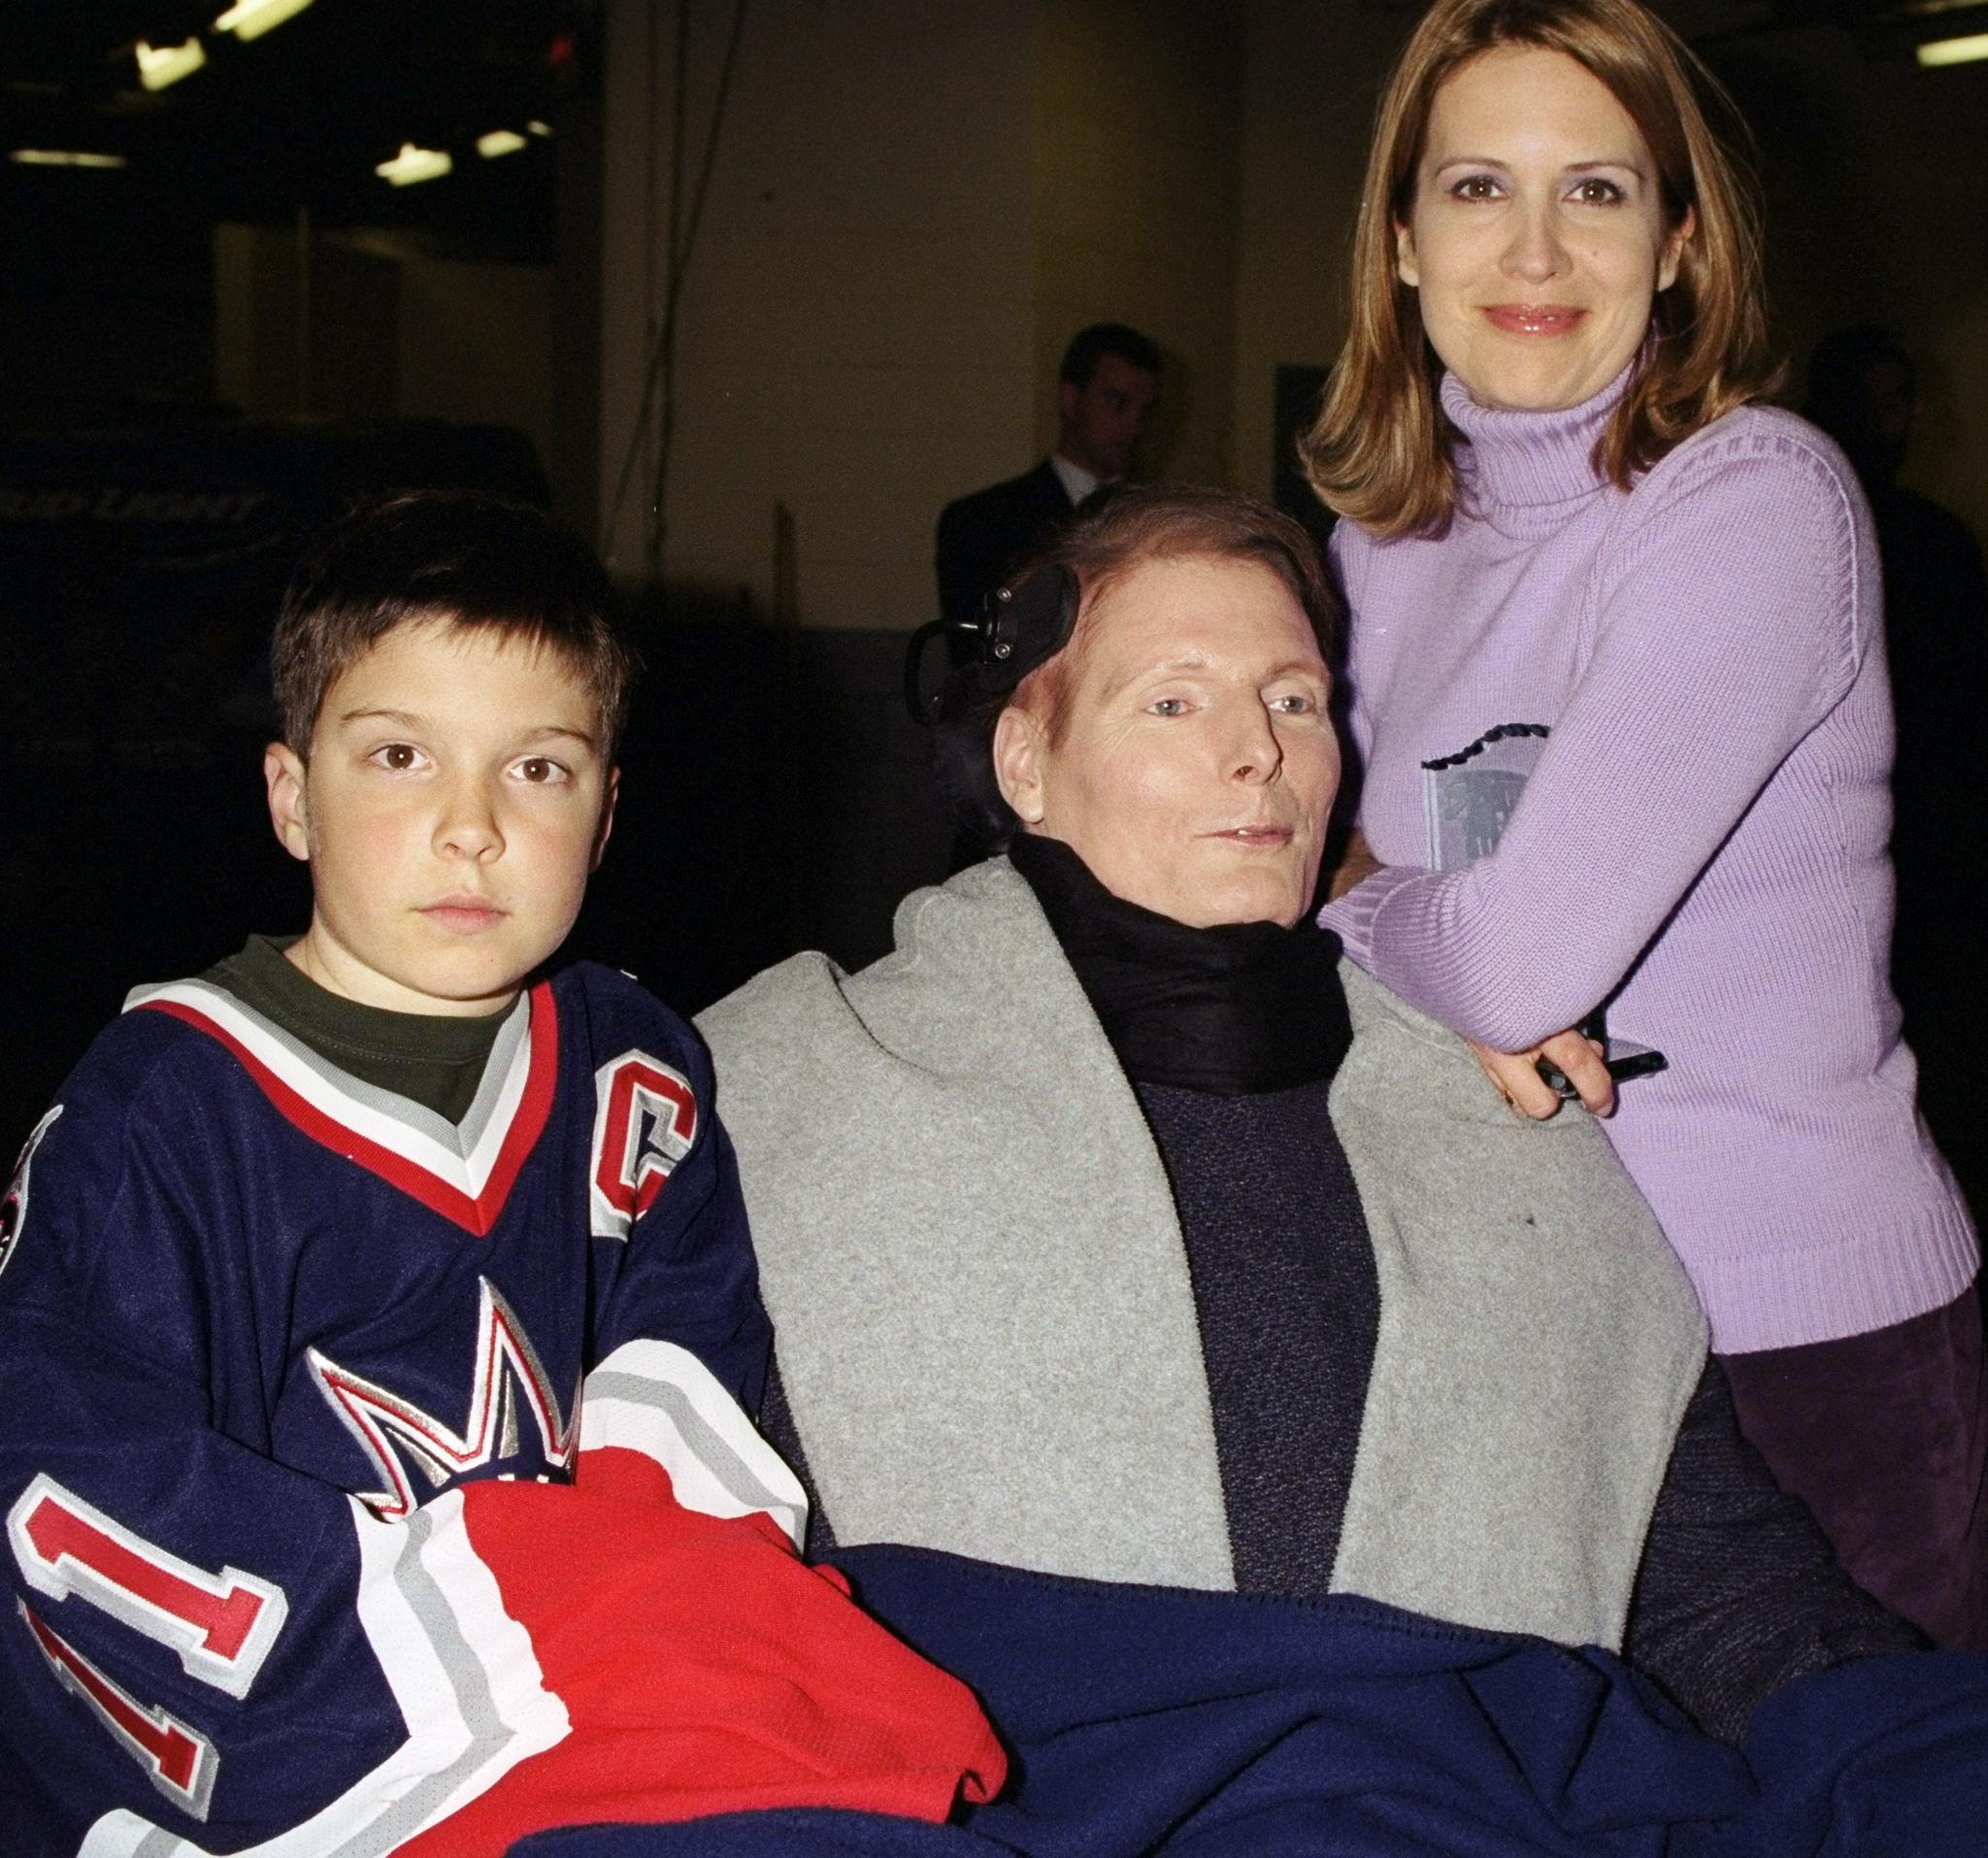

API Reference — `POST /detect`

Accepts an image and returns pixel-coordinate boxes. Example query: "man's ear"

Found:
[264,742,312,863]
[1657,204,1695,294]
[590,766,620,874]
[1394,216,1420,289]
[992,705,1048,827]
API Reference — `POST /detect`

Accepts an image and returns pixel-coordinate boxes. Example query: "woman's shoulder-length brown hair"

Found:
[1303,0,1780,542]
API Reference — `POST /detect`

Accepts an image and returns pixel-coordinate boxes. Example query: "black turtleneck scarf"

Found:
[1005,832,1351,1094]
[1008,832,1379,1596]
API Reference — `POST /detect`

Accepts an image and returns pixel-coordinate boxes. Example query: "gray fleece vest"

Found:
[699,858,1707,1649]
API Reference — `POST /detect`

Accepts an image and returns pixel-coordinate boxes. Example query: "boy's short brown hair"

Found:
[271,491,639,755]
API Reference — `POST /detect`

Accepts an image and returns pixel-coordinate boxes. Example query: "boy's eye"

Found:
[513,756,570,785]
[374,743,424,772]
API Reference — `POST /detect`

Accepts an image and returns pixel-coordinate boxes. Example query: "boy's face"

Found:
[264,617,616,1014]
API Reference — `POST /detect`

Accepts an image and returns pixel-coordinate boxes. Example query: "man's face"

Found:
[995,554,1339,930]
[1058,354,1161,481]
[264,618,615,1014]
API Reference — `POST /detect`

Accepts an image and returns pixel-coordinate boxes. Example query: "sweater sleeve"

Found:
[1625,1359,1922,1742]
[1328,519,1376,766]
[1322,428,1871,1049]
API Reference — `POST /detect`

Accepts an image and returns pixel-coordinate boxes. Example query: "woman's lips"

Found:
[1482,303,1587,337]
[421,898,507,935]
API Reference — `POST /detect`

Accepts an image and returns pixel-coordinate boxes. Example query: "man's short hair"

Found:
[271,490,638,755]
[933,484,1342,841]
[1058,323,1164,391]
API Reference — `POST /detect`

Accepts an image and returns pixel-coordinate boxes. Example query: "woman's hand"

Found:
[1467,1029,1616,1120]
[1327,829,1383,901]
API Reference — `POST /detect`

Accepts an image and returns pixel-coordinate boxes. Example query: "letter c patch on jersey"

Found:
[589,1052,698,1241]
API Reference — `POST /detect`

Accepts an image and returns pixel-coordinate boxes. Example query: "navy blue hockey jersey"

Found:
[0,962,817,1853]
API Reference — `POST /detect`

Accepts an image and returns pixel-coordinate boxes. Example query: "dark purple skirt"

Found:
[1719,1284,1988,1649]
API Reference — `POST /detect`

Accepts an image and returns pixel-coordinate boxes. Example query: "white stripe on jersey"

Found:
[120,982,533,1202]
[581,1339,809,1551]
[77,1491,568,1858]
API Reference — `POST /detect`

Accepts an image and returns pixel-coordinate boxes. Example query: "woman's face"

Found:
[1397,46,1692,412]
[993,554,1339,930]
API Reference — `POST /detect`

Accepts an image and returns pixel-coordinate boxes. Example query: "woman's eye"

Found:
[1450,174,1503,202]
[1272,694,1316,715]
[1147,697,1189,717]
[513,756,570,784]
[1570,178,1626,206]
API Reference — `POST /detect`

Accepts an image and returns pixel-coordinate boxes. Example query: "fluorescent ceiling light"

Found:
[10,149,126,168]
[376,143,452,186]
[1918,29,1988,61]
[477,129,527,159]
[527,119,552,138]
[214,0,314,42]
[136,38,208,91]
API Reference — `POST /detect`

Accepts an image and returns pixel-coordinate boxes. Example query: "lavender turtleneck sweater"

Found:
[1320,367,1977,1353]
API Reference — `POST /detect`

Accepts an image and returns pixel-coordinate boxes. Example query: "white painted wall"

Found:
[599,0,1038,626]
[1230,0,1406,506]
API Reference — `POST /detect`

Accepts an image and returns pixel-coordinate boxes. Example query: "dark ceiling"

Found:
[0,1,590,258]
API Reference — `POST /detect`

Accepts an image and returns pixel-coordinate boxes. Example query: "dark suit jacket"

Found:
[935,459,1077,622]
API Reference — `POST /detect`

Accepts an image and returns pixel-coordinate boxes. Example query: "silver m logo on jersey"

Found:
[306,1277,579,1520]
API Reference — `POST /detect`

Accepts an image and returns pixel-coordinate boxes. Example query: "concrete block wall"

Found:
[580,4,1988,605]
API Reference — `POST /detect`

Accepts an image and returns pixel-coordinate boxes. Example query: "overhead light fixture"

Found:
[527,119,553,138]
[135,38,208,91]
[376,143,452,186]
[1918,28,1988,62]
[10,149,126,168]
[214,0,314,42]
[477,129,527,159]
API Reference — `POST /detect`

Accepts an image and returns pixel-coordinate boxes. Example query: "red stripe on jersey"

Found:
[140,982,559,1236]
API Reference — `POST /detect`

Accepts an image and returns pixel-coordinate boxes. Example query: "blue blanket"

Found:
[514,1544,1988,1857]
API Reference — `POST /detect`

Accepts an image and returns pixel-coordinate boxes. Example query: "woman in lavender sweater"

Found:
[1308,0,1984,1646]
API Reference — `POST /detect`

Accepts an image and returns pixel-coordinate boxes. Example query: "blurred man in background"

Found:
[935,322,1161,624]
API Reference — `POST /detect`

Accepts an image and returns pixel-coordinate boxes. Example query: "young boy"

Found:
[0,493,999,1856]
